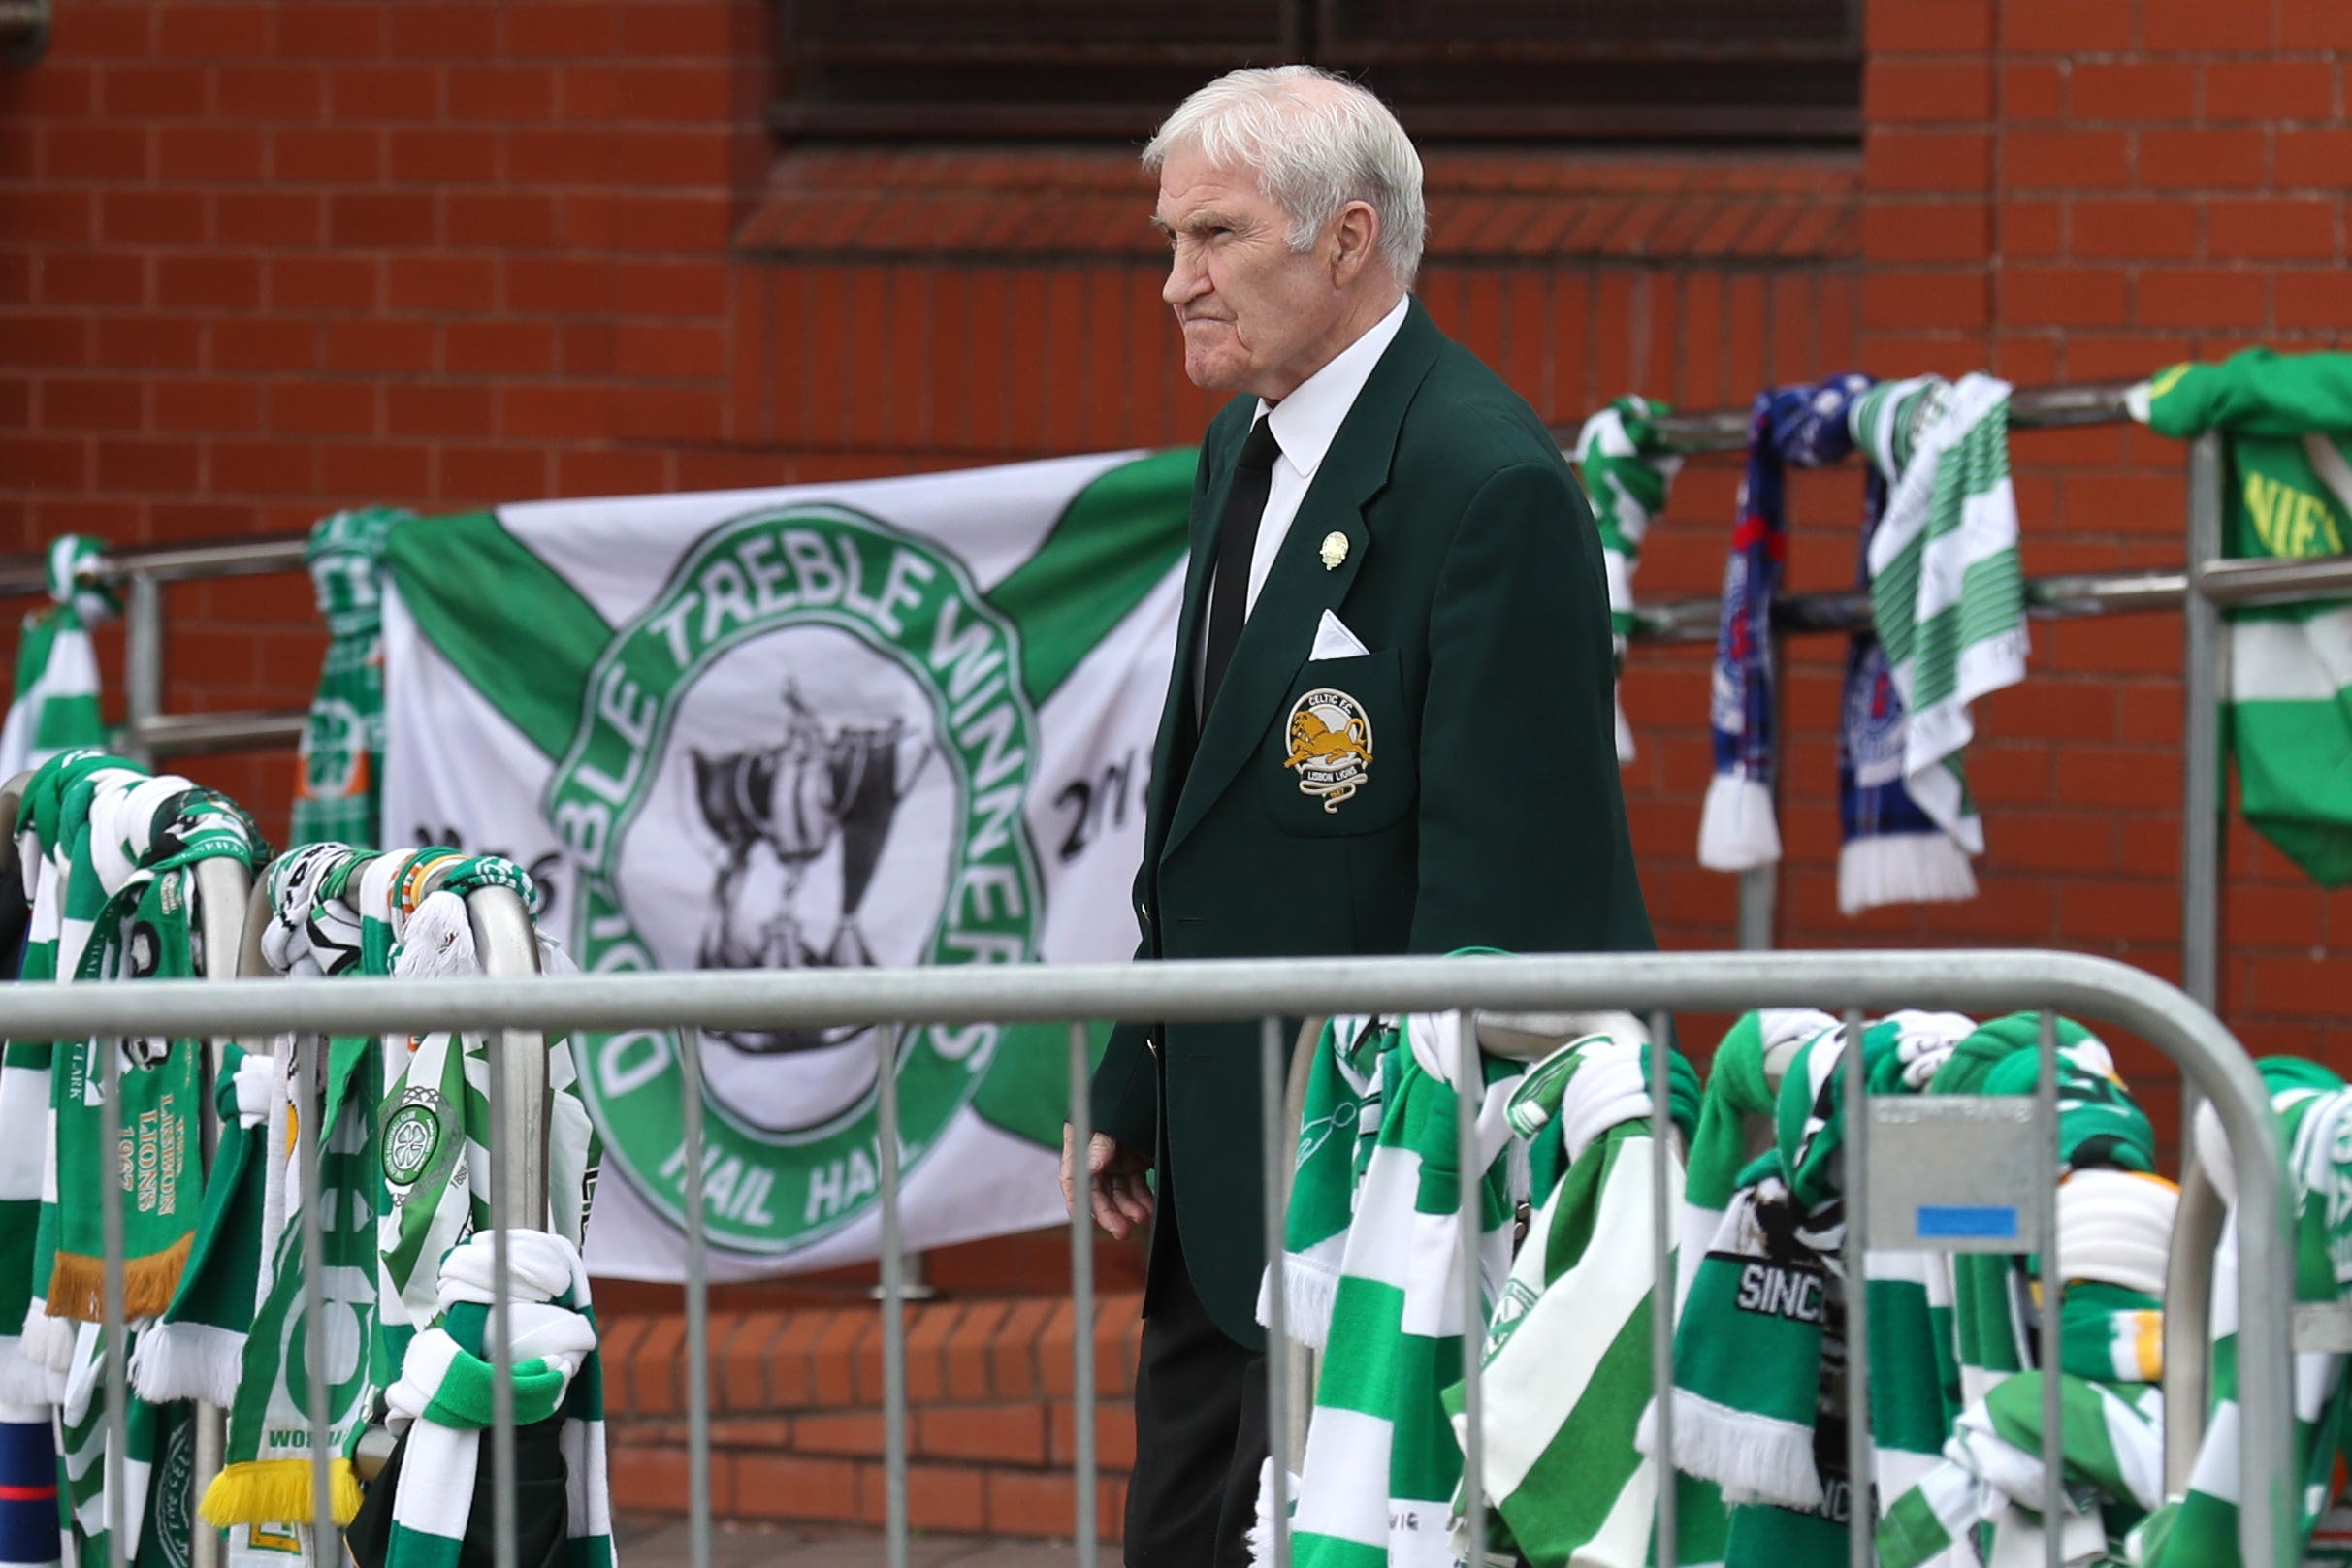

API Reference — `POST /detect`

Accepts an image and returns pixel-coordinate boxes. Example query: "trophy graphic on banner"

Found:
[690,684,933,1054]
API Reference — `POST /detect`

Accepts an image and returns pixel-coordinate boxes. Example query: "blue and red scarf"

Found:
[1700,375,1873,872]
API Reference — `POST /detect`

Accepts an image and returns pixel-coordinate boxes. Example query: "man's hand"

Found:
[1060,1126,1155,1241]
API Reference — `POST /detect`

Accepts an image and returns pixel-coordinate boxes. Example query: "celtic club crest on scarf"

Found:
[542,502,1047,1253]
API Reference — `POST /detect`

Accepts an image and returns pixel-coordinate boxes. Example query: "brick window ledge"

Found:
[737,147,1861,264]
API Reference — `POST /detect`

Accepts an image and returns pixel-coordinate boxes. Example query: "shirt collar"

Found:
[1256,295,1412,481]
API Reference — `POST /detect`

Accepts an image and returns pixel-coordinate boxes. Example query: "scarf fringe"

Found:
[45,1234,193,1324]
[1837,831,1978,915]
[1642,1390,1824,1512]
[200,1456,362,1529]
[1698,777,1780,873]
[1261,1251,1342,1354]
[127,1322,244,1409]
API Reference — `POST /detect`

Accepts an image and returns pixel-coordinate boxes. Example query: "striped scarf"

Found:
[1841,377,1981,913]
[1448,1034,1695,1568]
[2135,1082,2352,1567]
[14,753,174,1382]
[0,537,116,784]
[1571,397,1682,766]
[291,508,410,850]
[2132,348,2352,886]
[1259,1012,1522,1568]
[376,1231,611,1568]
[1700,374,1874,874]
[49,776,269,1327]
[1855,372,2027,868]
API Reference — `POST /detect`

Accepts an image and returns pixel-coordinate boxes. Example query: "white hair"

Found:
[1144,66,1427,288]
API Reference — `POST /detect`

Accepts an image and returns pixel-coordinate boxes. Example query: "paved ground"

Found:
[618,1516,1088,1566]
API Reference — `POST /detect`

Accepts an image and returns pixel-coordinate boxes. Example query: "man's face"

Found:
[1154,144,1343,400]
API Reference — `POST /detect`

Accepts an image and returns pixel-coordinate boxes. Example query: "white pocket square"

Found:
[1309,609,1370,661]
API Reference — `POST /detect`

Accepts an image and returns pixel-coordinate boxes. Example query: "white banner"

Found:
[379,450,1193,1279]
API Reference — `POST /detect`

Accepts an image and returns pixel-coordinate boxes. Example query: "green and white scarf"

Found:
[291,508,409,850]
[49,778,268,1328]
[1659,1016,1974,1563]
[1948,1028,2156,1411]
[2134,1081,2352,1567]
[1449,1033,1692,1568]
[1259,1011,1523,1568]
[379,1230,610,1568]
[1850,373,2027,867]
[58,1333,195,1568]
[15,752,155,1381]
[1677,1009,1834,1320]
[130,1044,274,1410]
[1572,397,1681,766]
[2132,348,2352,885]
[0,536,116,784]
[1879,1368,2163,1568]
[201,1032,381,1541]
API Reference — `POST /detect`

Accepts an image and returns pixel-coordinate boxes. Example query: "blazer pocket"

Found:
[1262,648,1415,837]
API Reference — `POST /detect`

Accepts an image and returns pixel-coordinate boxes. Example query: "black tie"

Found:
[1200,415,1282,715]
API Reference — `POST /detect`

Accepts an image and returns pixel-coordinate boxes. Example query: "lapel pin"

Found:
[1320,531,1348,570]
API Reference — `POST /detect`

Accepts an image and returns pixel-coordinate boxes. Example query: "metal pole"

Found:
[1066,1020,1098,1568]
[1647,1008,1676,1568]
[99,1031,128,1568]
[189,858,250,1568]
[2181,432,2227,1164]
[1260,1016,1291,1568]
[121,574,162,770]
[876,1025,909,1568]
[2039,1008,2064,1568]
[1840,1008,1871,1568]
[468,888,544,1568]
[295,1034,330,1551]
[1454,1011,1486,1568]
[677,1025,713,1568]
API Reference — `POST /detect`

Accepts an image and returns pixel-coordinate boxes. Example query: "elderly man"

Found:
[1061,66,1653,1565]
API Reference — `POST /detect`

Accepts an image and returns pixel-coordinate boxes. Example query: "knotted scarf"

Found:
[0,537,116,784]
[1700,374,1875,873]
[1839,376,1983,913]
[291,507,411,850]
[1572,397,1682,766]
[1853,373,2027,879]
[372,1230,611,1568]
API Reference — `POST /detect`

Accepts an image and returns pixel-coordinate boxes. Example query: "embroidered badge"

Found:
[1320,531,1348,570]
[1283,688,1374,813]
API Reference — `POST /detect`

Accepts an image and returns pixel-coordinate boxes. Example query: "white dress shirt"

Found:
[1199,295,1410,696]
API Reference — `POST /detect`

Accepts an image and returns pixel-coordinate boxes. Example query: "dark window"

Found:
[772,0,1860,143]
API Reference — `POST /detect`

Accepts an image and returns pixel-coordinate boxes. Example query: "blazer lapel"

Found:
[1160,302,1444,862]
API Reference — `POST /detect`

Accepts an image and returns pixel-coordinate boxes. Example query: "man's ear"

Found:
[1329,200,1381,287]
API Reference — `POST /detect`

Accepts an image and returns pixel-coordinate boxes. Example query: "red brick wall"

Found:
[2,0,2348,1532]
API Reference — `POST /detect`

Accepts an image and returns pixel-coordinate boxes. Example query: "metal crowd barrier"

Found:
[0,947,2302,1568]
[12,376,2345,1016]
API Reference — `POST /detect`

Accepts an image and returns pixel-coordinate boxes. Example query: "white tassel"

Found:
[1837,831,1979,915]
[1639,1390,1824,1511]
[393,889,478,981]
[1697,776,1782,873]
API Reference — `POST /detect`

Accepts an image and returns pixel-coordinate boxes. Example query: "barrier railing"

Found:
[19,377,2349,1016]
[9,947,2302,1568]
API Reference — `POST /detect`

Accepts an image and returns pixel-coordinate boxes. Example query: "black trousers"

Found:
[1123,1187,1269,1568]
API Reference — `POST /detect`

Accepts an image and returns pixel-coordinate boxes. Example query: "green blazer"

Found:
[1089,299,1654,1346]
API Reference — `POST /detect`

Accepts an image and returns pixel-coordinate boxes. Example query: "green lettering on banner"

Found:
[556,504,1046,1254]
